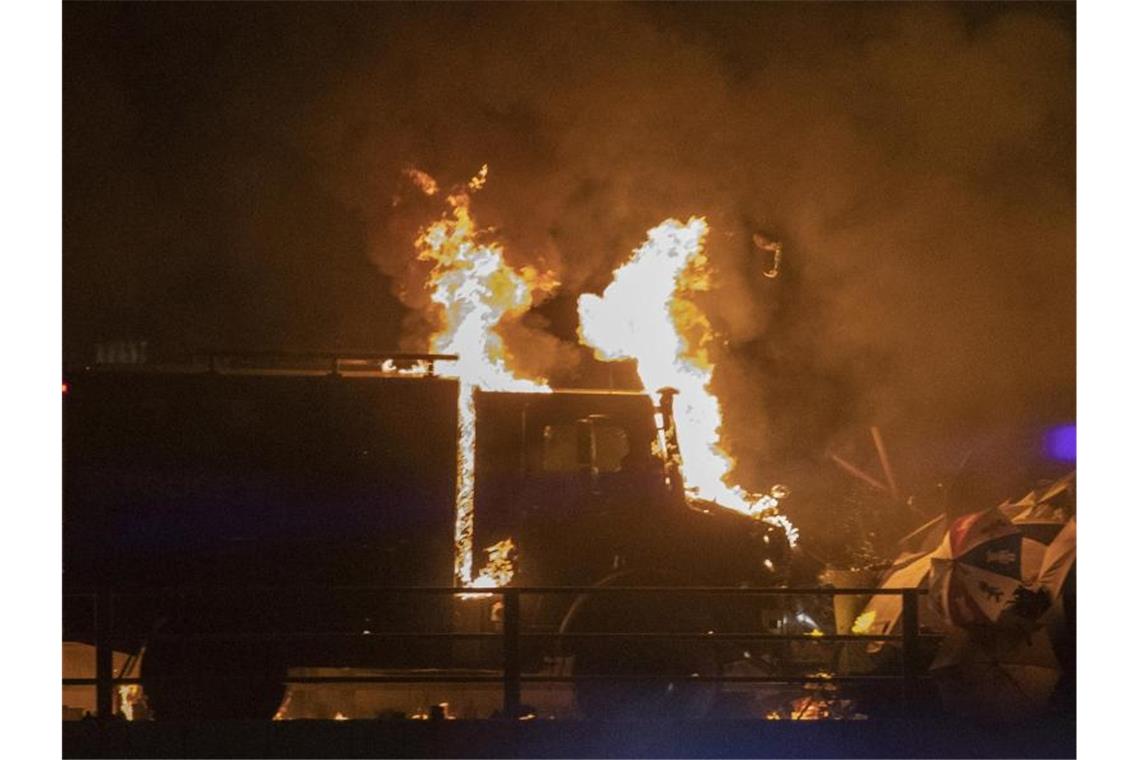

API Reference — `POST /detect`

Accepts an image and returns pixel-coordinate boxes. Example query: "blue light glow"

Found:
[1045,423,1076,462]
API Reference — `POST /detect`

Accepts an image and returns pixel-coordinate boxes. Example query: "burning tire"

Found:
[140,628,287,721]
[560,571,719,720]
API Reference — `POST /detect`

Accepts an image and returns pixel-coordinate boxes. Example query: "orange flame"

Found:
[403,167,438,196]
[459,538,518,599]
[468,538,517,588]
[412,166,555,584]
[850,609,877,635]
[117,684,143,721]
[578,217,797,544]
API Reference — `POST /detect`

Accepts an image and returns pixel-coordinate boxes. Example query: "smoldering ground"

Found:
[64,2,1074,521]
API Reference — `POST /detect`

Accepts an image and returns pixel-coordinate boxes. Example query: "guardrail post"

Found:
[502,589,521,719]
[901,589,920,707]
[94,590,114,719]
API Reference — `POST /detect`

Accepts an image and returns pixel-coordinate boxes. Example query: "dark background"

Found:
[63,2,1075,538]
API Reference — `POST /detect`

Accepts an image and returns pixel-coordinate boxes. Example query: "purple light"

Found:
[1045,423,1076,462]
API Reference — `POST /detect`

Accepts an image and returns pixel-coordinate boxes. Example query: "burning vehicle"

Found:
[63,357,799,720]
[63,168,804,720]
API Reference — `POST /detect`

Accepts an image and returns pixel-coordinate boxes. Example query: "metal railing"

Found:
[71,351,461,377]
[63,586,928,720]
[203,351,459,376]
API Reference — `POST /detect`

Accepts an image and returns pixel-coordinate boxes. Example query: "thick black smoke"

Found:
[64,2,1075,517]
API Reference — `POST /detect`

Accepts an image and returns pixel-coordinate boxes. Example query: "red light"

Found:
[62,382,69,394]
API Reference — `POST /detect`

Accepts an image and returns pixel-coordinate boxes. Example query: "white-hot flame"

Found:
[577,217,796,544]
[468,538,517,588]
[412,166,554,584]
[117,684,143,721]
[459,538,518,599]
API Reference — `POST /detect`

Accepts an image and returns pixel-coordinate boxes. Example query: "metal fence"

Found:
[63,586,927,719]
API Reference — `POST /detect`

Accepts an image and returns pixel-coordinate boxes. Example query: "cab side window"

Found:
[592,424,630,472]
[541,421,630,473]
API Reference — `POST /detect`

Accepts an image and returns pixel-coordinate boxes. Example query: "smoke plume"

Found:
[65,2,1075,512]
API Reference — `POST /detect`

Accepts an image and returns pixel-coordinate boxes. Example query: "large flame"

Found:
[578,217,796,544]
[413,166,555,584]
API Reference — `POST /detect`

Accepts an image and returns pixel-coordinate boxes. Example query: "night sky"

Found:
[63,2,1075,515]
